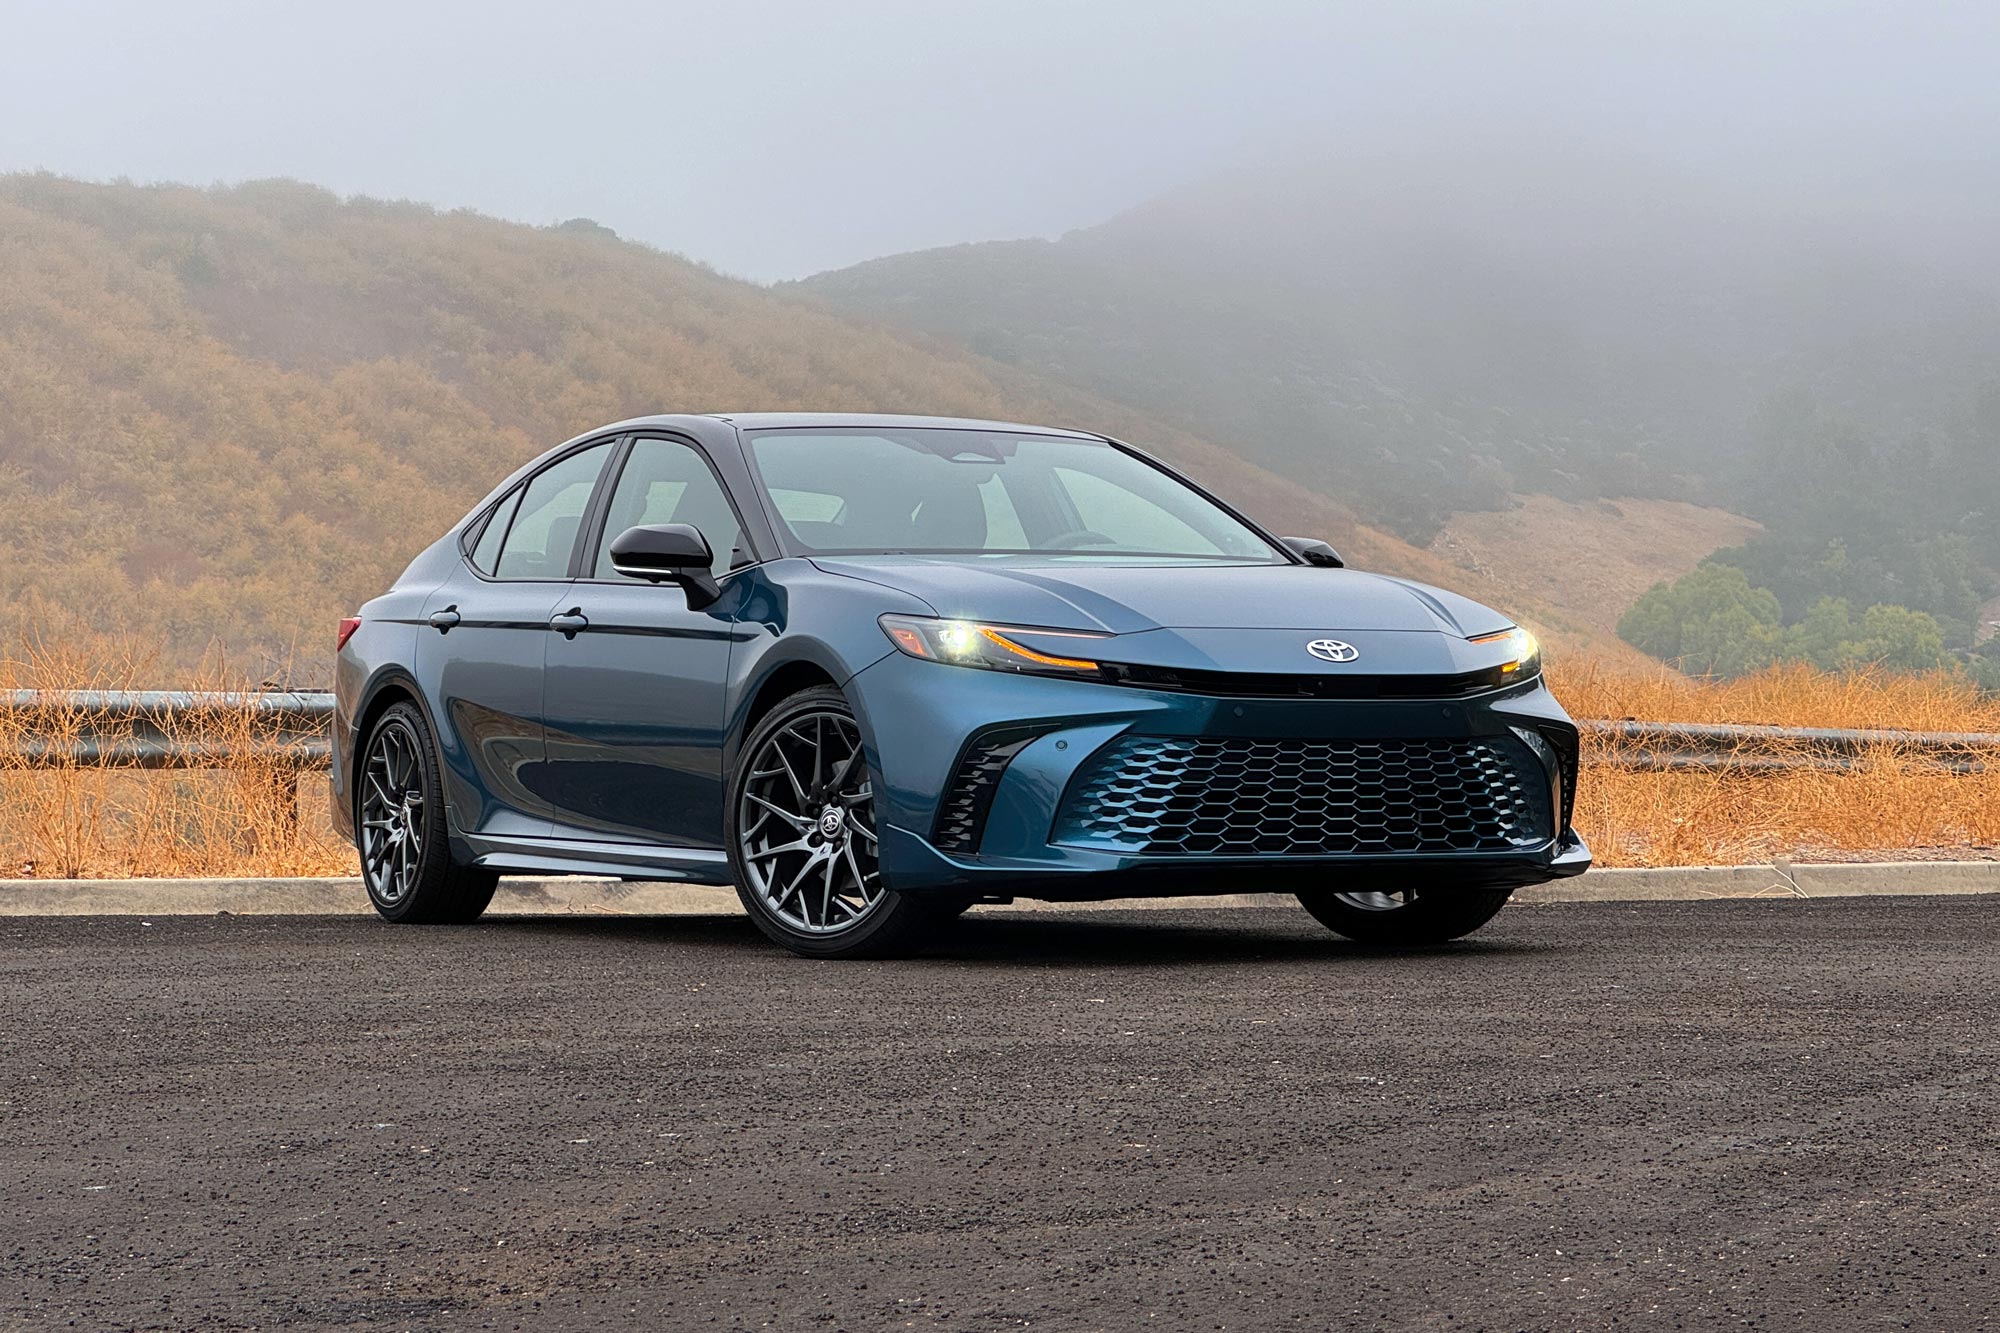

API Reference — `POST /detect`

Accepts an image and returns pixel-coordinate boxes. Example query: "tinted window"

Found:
[746,429,1276,561]
[467,489,519,575]
[493,442,611,580]
[592,438,743,579]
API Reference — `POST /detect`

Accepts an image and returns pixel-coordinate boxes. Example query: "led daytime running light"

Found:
[1470,626,1541,676]
[978,626,1099,671]
[878,614,1107,675]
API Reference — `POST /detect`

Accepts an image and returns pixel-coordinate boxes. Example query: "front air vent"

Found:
[1536,723,1581,836]
[932,726,1044,854]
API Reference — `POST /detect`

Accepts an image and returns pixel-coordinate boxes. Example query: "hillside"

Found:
[792,146,2000,542]
[0,174,1610,677]
[1434,496,1763,645]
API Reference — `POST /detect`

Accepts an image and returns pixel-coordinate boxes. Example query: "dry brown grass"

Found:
[1555,660,2000,867]
[2,622,1996,878]
[0,619,347,880]
[1554,658,2000,732]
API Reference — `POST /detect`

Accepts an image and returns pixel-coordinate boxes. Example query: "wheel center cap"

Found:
[817,808,845,839]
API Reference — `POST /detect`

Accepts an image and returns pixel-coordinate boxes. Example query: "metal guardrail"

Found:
[2,691,1997,774]
[0,690,333,769]
[1579,719,2000,774]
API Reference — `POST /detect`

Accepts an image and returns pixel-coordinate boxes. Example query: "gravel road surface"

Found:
[4,899,1996,1331]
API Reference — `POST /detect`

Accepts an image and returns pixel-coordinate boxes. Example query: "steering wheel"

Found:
[1039,529,1120,550]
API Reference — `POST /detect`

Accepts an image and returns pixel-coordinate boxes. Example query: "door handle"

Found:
[427,607,461,632]
[550,608,590,638]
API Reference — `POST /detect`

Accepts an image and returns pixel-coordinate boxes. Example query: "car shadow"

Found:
[478,908,1551,968]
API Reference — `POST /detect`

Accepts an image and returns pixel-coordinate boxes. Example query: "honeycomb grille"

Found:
[1055,735,1552,856]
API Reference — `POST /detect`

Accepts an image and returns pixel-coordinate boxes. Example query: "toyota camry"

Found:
[332,414,1589,957]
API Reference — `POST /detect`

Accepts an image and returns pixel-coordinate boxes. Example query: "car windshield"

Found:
[744,428,1282,561]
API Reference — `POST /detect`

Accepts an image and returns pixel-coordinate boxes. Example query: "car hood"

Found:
[809,557,1515,638]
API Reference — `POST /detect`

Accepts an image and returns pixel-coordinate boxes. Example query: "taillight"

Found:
[336,617,362,652]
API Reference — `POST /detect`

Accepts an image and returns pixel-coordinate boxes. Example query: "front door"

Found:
[540,435,747,846]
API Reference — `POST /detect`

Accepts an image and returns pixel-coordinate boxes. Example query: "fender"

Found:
[346,664,457,838]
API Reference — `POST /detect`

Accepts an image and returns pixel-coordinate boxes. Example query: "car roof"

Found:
[601,412,1106,440]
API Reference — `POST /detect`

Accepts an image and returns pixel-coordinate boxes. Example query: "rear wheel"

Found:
[727,687,937,959]
[357,702,497,924]
[1296,885,1512,944]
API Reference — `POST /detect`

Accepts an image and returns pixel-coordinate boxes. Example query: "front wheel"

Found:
[1296,885,1512,945]
[726,687,937,959]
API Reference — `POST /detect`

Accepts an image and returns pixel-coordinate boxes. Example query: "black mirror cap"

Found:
[609,523,721,607]
[609,523,712,576]
[1281,536,1345,568]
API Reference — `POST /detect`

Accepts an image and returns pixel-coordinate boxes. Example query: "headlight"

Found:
[1470,626,1542,679]
[878,614,1107,677]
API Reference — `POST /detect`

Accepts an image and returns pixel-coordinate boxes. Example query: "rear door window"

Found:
[494,442,613,580]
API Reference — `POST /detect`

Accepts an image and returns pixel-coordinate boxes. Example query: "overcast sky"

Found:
[2,0,1996,281]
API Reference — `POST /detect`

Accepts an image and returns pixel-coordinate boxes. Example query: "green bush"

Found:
[1622,569,1950,679]
[1618,566,1783,676]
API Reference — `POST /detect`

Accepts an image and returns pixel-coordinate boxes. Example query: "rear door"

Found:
[540,434,749,846]
[417,439,616,838]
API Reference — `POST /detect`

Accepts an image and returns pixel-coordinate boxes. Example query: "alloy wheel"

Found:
[738,710,883,934]
[1333,889,1416,912]
[360,720,427,907]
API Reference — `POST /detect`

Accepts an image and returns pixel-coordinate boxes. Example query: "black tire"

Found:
[1296,885,1512,945]
[726,686,936,959]
[356,702,498,924]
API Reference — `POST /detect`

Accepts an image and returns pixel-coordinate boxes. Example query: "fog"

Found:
[3,0,1996,280]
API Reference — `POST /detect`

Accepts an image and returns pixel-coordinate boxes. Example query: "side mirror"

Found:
[1281,536,1344,568]
[609,523,722,608]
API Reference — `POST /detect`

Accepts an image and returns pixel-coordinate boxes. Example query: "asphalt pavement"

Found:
[4,898,1996,1331]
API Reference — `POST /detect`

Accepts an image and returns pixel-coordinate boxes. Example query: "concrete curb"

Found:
[0,862,1994,915]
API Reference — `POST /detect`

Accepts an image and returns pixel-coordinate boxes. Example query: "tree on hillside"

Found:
[1617,565,1783,677]
[1622,571,1950,679]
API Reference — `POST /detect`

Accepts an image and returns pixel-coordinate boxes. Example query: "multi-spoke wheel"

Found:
[727,686,939,958]
[1297,884,1513,944]
[356,702,496,924]
[360,717,429,908]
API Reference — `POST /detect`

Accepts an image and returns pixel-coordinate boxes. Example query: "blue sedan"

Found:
[332,414,1589,956]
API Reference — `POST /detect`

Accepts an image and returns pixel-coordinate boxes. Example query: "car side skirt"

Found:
[457,831,736,885]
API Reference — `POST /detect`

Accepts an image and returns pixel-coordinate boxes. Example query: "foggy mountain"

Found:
[1,173,1636,670]
[793,142,2000,541]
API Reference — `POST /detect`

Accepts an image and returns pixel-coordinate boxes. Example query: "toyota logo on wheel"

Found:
[1305,638,1360,664]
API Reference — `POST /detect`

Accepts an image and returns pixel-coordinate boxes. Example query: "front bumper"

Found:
[846,652,1593,900]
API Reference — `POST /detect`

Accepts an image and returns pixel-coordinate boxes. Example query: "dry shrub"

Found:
[1559,661,2000,866]
[0,614,347,880]
[1553,658,2000,732]
[3,619,1997,877]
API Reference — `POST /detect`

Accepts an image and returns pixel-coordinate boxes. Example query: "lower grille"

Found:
[1055,735,1553,856]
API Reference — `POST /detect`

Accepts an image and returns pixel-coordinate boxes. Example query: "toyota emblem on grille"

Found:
[1305,638,1360,664]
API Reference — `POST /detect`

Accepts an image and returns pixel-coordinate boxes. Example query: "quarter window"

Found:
[493,442,612,580]
[592,438,744,579]
[467,489,519,576]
